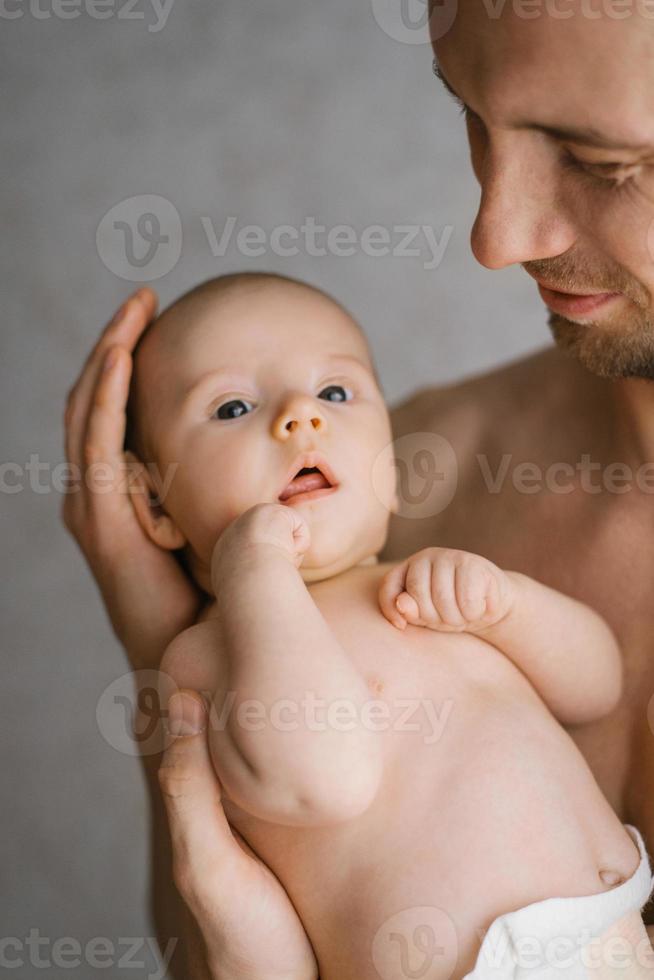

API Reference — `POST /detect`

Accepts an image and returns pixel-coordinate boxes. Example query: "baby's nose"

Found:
[272,395,327,439]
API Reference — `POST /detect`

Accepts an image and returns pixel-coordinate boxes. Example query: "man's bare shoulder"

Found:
[389,345,591,456]
[391,346,562,430]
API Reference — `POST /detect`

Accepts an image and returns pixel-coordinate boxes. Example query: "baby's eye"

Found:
[213,398,254,420]
[318,384,352,403]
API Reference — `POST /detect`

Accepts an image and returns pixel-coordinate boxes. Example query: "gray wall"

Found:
[1,1,549,976]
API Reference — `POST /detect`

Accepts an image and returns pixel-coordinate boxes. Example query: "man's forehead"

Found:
[434,4,654,139]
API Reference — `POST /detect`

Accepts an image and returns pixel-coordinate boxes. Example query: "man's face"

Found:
[136,282,397,584]
[433,3,654,378]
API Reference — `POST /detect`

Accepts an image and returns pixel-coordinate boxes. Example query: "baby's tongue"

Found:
[280,470,330,501]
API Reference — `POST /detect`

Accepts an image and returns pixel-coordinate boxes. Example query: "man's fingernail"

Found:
[167,693,206,736]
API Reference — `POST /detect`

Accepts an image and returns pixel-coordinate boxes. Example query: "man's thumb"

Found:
[158,690,236,894]
[167,690,206,736]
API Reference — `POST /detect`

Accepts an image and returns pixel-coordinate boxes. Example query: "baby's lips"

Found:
[279,469,333,501]
[277,452,340,502]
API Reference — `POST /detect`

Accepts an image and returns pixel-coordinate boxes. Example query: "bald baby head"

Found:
[125,271,380,463]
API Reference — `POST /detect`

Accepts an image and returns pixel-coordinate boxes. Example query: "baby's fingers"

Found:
[405,556,441,628]
[430,557,466,628]
[454,561,489,624]
[378,563,409,630]
[395,591,421,623]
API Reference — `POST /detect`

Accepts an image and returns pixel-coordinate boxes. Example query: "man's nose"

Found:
[470,136,576,270]
[271,393,328,440]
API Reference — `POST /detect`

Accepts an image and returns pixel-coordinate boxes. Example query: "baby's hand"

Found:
[378,547,514,633]
[212,503,311,577]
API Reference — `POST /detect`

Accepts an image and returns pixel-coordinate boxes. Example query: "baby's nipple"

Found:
[599,869,625,887]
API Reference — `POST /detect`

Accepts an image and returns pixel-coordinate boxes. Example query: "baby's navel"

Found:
[599,869,624,887]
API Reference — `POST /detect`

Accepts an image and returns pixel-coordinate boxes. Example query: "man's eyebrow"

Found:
[526,123,652,152]
[432,59,651,152]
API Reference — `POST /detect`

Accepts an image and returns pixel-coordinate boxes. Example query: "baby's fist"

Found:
[213,503,311,574]
[379,547,514,633]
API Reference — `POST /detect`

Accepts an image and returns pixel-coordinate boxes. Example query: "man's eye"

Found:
[318,384,351,403]
[213,398,254,420]
[562,150,641,188]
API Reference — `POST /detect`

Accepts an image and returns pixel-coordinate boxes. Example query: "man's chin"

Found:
[548,311,654,381]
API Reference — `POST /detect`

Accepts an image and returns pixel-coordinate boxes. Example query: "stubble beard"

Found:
[523,254,654,381]
[548,310,654,381]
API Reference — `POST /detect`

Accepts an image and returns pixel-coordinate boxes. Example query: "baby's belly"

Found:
[224,652,638,980]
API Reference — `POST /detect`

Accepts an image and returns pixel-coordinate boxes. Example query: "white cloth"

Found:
[465,826,654,979]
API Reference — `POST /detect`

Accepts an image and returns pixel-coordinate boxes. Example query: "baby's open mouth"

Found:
[279,466,335,502]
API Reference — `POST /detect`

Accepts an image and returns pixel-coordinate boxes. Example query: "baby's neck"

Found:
[190,549,379,599]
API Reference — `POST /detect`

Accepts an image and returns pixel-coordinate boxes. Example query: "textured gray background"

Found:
[1,1,549,976]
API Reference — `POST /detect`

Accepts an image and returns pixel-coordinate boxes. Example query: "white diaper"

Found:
[465,826,654,979]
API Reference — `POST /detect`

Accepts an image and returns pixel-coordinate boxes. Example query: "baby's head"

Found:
[126,273,398,592]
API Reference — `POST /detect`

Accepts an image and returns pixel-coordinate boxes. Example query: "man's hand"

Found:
[379,547,514,633]
[212,503,311,582]
[159,690,318,980]
[62,289,203,667]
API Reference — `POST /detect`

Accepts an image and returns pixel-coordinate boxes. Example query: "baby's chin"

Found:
[299,551,379,584]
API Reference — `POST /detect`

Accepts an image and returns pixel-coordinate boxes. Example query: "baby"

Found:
[125,272,653,980]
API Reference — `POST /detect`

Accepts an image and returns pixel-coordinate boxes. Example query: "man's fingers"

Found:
[84,287,157,372]
[65,289,157,469]
[159,691,238,904]
[81,346,132,489]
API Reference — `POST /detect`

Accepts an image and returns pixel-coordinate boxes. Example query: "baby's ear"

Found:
[124,450,186,551]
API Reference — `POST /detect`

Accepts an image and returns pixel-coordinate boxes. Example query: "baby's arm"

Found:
[162,503,381,828]
[379,548,622,725]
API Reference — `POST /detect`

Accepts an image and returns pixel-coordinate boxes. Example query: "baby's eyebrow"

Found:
[181,353,372,404]
[325,353,371,371]
[182,368,245,402]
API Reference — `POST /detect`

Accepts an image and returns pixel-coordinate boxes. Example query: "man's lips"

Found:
[535,281,622,318]
[278,453,339,504]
